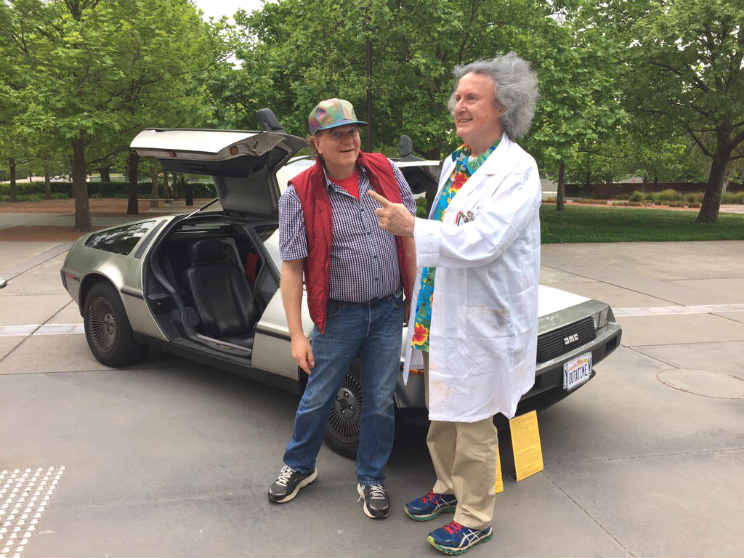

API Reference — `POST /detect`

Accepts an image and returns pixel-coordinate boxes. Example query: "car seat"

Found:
[186,238,258,346]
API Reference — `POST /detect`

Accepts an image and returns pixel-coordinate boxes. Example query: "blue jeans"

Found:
[283,293,403,485]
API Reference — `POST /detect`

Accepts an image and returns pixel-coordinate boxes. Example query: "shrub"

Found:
[656,189,682,202]
[685,192,703,205]
[629,191,645,202]
[722,191,744,204]
[45,181,216,198]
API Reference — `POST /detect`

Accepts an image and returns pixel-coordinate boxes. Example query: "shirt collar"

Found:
[322,163,366,191]
[451,136,503,163]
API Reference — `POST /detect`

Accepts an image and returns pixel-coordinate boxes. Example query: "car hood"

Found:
[538,285,589,316]
[131,128,306,218]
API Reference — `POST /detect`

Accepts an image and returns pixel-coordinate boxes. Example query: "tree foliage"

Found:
[0,0,220,229]
[587,0,744,222]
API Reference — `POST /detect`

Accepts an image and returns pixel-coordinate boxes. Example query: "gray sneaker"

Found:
[268,464,317,504]
[357,483,391,519]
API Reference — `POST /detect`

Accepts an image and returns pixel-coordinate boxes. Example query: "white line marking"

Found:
[0,324,84,337]
[614,303,744,317]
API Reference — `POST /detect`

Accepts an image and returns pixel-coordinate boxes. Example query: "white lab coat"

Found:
[403,134,541,422]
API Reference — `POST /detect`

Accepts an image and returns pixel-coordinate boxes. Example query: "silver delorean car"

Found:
[60,116,622,457]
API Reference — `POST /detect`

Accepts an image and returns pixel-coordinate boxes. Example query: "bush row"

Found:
[627,189,744,205]
[0,193,68,202]
[0,181,216,198]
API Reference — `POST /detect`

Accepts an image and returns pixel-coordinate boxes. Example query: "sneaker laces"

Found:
[358,483,386,501]
[444,521,463,535]
[275,464,295,487]
[422,490,436,503]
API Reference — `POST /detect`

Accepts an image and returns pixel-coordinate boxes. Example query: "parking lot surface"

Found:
[1,208,743,557]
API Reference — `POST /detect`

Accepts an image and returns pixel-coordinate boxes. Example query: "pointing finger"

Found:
[368,190,391,207]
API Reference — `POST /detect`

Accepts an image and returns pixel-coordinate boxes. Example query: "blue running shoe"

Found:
[404,490,457,521]
[427,520,493,555]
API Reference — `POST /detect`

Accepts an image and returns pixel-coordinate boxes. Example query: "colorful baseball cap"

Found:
[308,98,367,135]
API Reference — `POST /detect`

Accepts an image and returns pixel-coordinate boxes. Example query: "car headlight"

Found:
[592,307,611,330]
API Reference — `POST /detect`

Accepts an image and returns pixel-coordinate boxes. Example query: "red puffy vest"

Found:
[290,152,412,333]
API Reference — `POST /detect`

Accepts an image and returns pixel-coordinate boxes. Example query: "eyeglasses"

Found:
[325,127,360,141]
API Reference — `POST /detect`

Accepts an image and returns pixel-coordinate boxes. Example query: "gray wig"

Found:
[449,52,539,139]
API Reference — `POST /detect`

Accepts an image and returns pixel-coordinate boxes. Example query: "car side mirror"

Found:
[256,108,285,132]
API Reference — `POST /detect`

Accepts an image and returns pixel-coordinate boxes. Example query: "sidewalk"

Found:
[0,198,210,241]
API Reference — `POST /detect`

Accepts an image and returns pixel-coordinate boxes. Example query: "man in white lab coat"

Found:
[369,52,541,554]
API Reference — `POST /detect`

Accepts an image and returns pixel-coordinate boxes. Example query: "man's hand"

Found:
[369,190,415,237]
[290,333,315,375]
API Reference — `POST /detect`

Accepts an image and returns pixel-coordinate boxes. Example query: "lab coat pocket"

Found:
[460,303,520,375]
[460,304,511,338]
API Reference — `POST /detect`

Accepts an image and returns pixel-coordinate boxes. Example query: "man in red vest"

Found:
[268,98,417,519]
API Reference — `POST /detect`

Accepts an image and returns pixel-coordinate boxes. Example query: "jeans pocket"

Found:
[326,300,346,320]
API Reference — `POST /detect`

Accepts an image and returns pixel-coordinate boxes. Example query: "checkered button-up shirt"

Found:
[279,160,416,303]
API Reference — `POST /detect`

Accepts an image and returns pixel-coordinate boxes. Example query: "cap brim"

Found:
[314,119,368,133]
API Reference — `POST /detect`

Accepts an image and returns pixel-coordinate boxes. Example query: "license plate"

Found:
[563,352,592,391]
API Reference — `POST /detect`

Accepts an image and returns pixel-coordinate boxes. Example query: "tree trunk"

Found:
[556,160,565,211]
[99,167,111,183]
[172,172,181,199]
[43,157,51,199]
[150,168,159,208]
[163,171,170,199]
[71,139,92,231]
[366,37,374,149]
[126,151,139,215]
[696,142,732,223]
[9,158,17,202]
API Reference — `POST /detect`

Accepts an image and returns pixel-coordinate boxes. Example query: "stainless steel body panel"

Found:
[61,217,175,341]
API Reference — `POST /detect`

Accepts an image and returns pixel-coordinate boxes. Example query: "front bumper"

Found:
[394,322,622,410]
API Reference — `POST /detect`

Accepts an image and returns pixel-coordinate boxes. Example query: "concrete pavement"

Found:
[1,207,743,556]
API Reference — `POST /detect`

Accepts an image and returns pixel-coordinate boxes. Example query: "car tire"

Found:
[324,362,364,459]
[84,282,144,367]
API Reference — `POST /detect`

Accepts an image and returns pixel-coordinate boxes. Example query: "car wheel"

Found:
[84,282,144,367]
[325,362,363,459]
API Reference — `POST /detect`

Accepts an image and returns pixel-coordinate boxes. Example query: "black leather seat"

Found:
[186,239,257,347]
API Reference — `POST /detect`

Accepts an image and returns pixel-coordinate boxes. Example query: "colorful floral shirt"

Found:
[411,140,500,352]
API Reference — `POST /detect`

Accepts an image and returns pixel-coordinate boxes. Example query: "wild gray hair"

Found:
[448,52,539,139]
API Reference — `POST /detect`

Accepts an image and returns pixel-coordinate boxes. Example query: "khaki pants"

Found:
[424,353,500,530]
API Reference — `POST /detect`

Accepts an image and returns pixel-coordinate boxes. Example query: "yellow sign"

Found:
[509,410,544,482]
[493,441,504,494]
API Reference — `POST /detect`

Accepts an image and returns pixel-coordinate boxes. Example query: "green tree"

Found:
[1,0,216,230]
[518,5,627,209]
[592,0,744,222]
[227,0,558,158]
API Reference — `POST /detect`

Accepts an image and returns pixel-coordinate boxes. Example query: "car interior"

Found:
[144,215,279,359]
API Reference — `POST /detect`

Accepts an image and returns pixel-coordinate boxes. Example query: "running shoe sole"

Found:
[268,469,317,504]
[403,503,457,521]
[427,530,493,555]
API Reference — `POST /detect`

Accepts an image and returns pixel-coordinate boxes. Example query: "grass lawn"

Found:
[540,204,744,243]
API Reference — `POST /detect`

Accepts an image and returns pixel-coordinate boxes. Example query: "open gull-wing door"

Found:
[130,127,306,218]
